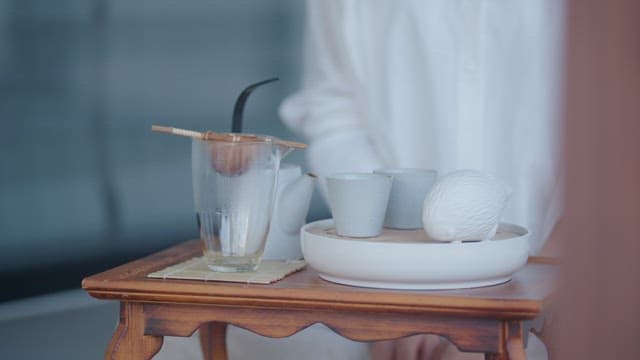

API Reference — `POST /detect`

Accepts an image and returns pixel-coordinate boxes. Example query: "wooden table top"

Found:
[83,239,557,320]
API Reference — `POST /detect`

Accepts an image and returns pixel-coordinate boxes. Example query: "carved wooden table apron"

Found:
[82,239,556,360]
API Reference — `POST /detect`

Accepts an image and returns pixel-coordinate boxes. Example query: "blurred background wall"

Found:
[0,0,324,300]
[0,1,319,358]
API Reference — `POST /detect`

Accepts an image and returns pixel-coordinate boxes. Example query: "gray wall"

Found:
[0,0,327,300]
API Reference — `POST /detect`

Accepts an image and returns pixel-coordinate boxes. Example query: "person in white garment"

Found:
[280,0,563,359]
[155,1,564,359]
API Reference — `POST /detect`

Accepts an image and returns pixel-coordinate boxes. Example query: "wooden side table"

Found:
[82,239,556,360]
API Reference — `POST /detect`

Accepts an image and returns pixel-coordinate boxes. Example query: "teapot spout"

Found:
[277,143,295,160]
[277,173,316,234]
[275,138,307,160]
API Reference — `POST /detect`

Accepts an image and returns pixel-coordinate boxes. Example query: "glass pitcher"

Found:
[191,135,292,272]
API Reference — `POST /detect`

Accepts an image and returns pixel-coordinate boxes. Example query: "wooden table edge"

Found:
[82,285,546,321]
[82,239,556,321]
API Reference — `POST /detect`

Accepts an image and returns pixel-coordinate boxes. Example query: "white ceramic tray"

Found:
[301,219,530,290]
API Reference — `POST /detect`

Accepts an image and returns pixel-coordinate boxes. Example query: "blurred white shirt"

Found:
[281,0,565,255]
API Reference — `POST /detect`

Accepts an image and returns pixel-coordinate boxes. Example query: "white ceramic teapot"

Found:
[262,163,315,260]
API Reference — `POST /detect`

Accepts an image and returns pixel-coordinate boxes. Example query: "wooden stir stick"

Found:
[151,125,307,149]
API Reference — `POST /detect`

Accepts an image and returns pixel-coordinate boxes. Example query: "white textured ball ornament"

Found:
[422,170,511,242]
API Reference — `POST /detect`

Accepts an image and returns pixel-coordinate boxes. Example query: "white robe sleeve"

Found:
[279,0,383,198]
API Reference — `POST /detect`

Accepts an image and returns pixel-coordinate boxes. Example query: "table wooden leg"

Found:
[485,321,526,360]
[506,322,526,360]
[105,302,163,360]
[199,322,228,360]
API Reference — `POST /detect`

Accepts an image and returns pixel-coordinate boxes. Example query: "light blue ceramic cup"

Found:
[326,173,392,237]
[374,168,438,229]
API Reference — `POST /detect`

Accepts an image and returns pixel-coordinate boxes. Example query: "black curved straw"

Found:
[231,77,279,133]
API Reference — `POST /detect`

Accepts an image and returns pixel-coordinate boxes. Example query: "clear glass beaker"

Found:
[192,135,285,272]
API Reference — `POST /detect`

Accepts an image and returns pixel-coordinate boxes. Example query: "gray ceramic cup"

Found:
[326,173,392,237]
[374,168,438,229]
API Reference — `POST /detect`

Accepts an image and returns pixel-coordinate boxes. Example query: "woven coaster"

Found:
[147,257,306,284]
